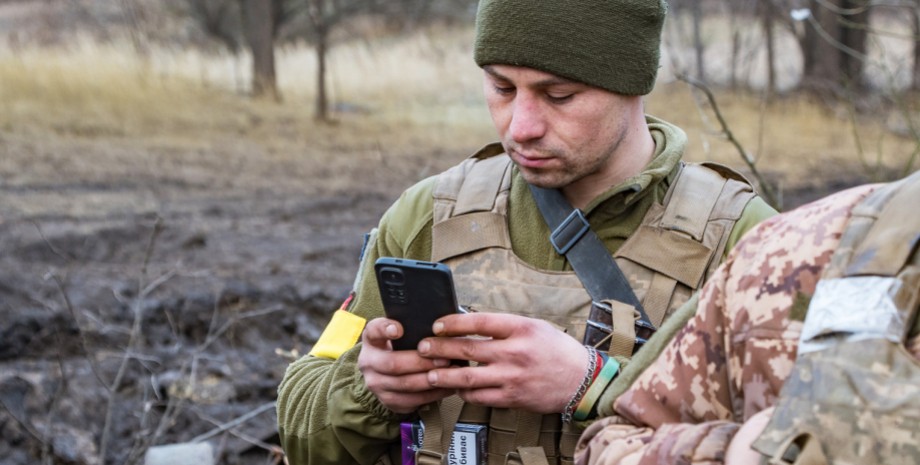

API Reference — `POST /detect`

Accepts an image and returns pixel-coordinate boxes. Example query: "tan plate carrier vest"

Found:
[415,144,755,465]
[753,170,920,465]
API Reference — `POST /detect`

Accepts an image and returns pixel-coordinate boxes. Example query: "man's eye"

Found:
[547,93,573,103]
[493,85,515,95]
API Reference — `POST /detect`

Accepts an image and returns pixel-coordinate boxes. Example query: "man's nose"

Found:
[508,95,546,143]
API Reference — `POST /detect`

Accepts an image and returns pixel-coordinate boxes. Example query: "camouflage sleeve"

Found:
[575,185,877,465]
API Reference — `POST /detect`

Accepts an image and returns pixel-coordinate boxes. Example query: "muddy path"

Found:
[0,127,426,464]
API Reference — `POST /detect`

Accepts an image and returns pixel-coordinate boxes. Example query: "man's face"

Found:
[482,64,637,190]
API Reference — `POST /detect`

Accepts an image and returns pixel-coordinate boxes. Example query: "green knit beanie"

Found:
[474,0,667,96]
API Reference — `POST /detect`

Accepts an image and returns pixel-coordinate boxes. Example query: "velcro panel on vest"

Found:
[845,174,920,277]
[431,212,512,263]
[660,164,726,241]
[616,225,715,288]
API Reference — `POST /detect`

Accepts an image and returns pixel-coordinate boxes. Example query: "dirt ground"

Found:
[0,105,479,464]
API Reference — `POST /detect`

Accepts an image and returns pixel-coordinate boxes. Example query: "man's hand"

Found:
[725,407,774,465]
[419,312,589,414]
[357,317,456,414]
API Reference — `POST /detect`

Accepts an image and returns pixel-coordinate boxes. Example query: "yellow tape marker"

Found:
[308,310,367,359]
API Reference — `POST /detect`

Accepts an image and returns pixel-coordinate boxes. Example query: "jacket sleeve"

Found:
[576,186,868,465]
[277,179,438,465]
[575,258,752,465]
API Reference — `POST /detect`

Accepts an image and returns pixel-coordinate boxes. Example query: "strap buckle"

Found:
[550,209,590,255]
[585,301,657,354]
[415,449,444,465]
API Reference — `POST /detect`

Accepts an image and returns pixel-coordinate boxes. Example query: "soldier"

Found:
[276,0,777,464]
[574,170,920,465]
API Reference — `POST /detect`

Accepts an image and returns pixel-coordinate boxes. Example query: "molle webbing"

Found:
[753,171,920,465]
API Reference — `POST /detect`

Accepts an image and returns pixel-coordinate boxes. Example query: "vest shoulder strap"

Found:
[618,162,755,288]
[825,172,920,279]
[431,144,513,262]
[659,162,754,240]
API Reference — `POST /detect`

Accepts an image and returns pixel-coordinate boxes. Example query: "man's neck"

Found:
[562,126,657,210]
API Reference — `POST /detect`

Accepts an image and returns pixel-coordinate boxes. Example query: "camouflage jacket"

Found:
[574,183,920,465]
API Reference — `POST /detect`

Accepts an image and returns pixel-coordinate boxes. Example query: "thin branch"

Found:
[31,221,71,262]
[47,272,109,390]
[677,73,781,208]
[0,395,48,450]
[190,401,277,443]
[100,216,165,464]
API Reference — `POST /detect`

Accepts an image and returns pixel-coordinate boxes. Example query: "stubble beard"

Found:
[505,143,575,189]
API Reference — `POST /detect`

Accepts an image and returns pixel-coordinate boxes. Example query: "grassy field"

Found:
[1,25,918,209]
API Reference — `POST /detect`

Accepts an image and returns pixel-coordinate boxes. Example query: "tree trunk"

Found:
[315,25,329,121]
[800,0,868,95]
[840,0,868,90]
[240,0,280,101]
[691,0,706,82]
[761,0,776,95]
[801,0,843,93]
[913,2,920,90]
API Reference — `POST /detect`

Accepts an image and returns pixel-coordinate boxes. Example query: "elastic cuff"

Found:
[351,371,409,422]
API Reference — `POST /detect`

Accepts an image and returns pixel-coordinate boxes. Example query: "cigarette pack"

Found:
[400,421,487,465]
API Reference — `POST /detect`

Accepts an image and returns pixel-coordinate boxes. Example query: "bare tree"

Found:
[691,0,706,82]
[187,0,243,54]
[299,0,385,121]
[760,0,778,96]
[240,0,280,101]
[912,0,920,90]
[799,0,870,95]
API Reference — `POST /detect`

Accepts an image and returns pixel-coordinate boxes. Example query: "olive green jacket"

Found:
[276,117,777,465]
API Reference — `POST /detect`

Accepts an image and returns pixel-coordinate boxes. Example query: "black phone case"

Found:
[374,257,459,351]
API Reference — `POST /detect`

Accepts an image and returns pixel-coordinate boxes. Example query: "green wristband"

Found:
[573,356,620,421]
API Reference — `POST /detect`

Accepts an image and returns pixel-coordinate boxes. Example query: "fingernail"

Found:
[433,358,449,367]
[418,341,429,353]
[428,371,438,385]
[386,324,398,338]
[433,322,444,334]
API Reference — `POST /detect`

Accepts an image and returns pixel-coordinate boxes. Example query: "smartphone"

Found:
[374,257,461,351]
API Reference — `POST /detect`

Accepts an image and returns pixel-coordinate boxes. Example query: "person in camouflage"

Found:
[573,173,920,465]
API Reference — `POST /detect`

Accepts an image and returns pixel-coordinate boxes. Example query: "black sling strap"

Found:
[529,185,655,349]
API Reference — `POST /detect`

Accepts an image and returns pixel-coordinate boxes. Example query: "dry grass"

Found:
[1,25,917,208]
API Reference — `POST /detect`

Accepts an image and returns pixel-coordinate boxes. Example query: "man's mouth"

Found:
[511,148,553,169]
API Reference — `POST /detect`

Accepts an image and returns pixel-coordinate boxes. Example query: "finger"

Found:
[362,317,402,347]
[360,347,450,376]
[425,364,508,390]
[456,386,518,409]
[374,387,457,415]
[433,312,524,339]
[365,370,442,395]
[418,335,502,365]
